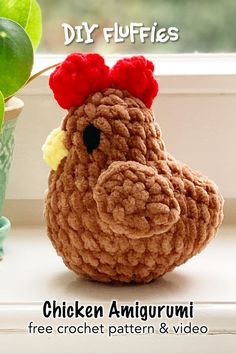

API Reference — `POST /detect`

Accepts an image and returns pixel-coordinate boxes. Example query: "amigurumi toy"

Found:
[43,53,224,283]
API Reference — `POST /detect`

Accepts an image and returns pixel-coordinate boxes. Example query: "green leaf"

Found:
[0,18,33,98]
[0,91,4,133]
[24,0,42,50]
[0,0,42,50]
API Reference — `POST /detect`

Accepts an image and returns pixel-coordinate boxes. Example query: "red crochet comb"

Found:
[49,53,110,109]
[110,56,158,108]
[49,53,158,109]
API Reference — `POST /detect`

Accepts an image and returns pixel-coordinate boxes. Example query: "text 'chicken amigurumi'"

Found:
[43,53,224,283]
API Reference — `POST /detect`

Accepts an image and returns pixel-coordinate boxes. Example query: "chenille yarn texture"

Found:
[44,53,224,283]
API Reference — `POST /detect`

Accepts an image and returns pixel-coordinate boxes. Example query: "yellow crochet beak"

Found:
[42,127,69,171]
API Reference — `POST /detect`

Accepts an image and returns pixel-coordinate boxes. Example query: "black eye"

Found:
[83,124,101,153]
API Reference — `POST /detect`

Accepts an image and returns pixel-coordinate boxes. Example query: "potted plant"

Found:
[0,0,42,258]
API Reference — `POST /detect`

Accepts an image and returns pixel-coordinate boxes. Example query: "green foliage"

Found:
[0,0,42,49]
[0,18,34,98]
[38,0,236,54]
[0,91,4,133]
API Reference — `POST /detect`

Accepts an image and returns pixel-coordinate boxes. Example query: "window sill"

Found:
[1,224,235,303]
[0,224,235,353]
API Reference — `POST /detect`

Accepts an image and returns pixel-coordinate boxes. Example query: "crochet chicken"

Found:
[43,53,224,283]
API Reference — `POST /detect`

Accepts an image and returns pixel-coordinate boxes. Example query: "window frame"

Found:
[25,53,236,97]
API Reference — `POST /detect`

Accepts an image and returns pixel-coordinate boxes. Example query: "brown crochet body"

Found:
[45,88,223,283]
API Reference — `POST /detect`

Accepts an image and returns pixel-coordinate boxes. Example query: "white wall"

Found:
[5,72,236,200]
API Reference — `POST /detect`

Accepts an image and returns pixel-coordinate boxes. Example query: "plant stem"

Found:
[27,62,61,84]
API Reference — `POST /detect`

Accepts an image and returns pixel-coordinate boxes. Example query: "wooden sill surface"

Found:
[0,225,235,303]
[0,225,236,353]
